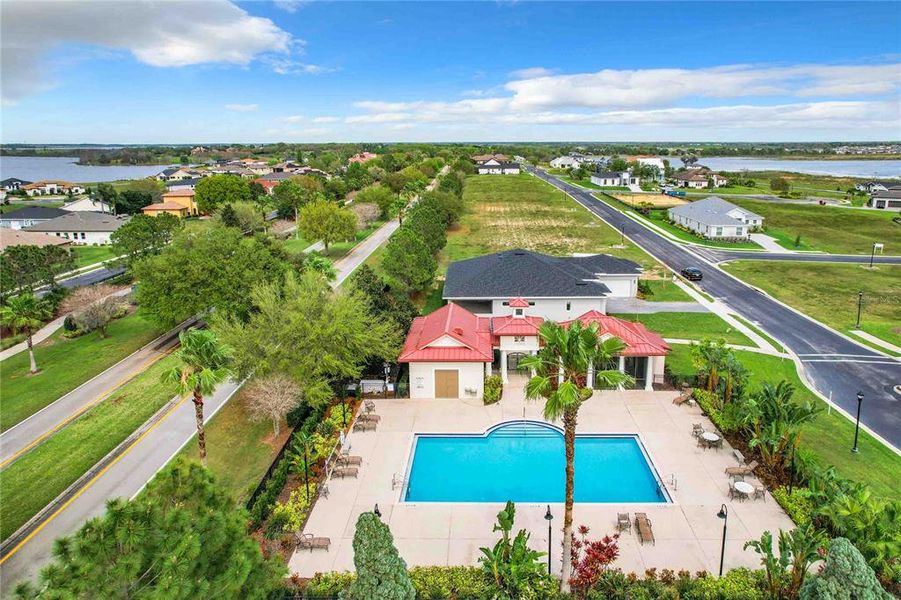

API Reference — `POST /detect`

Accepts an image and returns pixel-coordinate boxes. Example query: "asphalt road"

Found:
[35,266,126,299]
[530,166,901,450]
[698,248,901,265]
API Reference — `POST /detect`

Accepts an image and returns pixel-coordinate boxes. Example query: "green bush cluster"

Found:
[483,375,503,405]
[772,487,814,527]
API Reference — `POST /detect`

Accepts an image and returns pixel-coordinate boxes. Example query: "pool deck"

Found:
[289,377,794,578]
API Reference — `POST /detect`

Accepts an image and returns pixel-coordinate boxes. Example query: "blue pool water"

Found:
[404,421,668,503]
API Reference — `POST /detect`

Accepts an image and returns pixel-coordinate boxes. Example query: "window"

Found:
[566,302,571,311]
[80,232,86,239]
[514,308,523,317]
[514,336,525,343]
[715,227,723,236]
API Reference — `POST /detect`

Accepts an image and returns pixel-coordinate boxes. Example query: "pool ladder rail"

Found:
[391,472,406,491]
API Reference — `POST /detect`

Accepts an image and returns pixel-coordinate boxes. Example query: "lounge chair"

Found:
[331,466,359,479]
[724,460,758,476]
[353,420,377,432]
[295,533,330,552]
[337,454,363,466]
[358,413,381,423]
[673,389,693,405]
[617,513,631,533]
[635,513,655,545]
[364,400,376,413]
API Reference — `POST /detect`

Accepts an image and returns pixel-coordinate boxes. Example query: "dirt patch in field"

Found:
[611,193,688,208]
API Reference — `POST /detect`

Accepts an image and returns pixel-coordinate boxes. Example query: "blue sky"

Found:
[2,1,900,143]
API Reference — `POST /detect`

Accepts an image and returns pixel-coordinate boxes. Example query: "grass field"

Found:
[0,354,180,540]
[611,312,755,346]
[729,199,898,254]
[711,171,870,203]
[666,345,900,499]
[722,261,901,347]
[0,313,163,431]
[281,235,312,253]
[438,174,659,273]
[70,246,117,268]
[595,193,762,250]
[640,279,694,302]
[180,386,289,503]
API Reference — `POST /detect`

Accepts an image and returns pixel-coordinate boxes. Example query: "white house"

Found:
[667,196,763,239]
[672,170,728,189]
[476,159,521,175]
[0,206,69,230]
[1,178,32,191]
[590,171,638,187]
[630,157,666,182]
[869,189,901,210]
[21,180,85,196]
[25,212,130,245]
[550,156,580,169]
[62,198,112,213]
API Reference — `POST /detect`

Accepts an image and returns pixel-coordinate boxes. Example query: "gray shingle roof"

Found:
[0,206,69,221]
[872,189,901,199]
[592,171,626,179]
[667,196,762,227]
[443,249,640,299]
[25,212,131,232]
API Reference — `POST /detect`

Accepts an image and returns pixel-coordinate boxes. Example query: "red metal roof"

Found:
[491,315,543,338]
[398,303,493,363]
[559,311,671,356]
[508,297,530,308]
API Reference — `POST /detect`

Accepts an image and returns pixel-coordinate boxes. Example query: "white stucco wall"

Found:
[44,231,113,245]
[409,362,486,399]
[598,275,639,298]
[489,298,606,321]
[498,335,540,352]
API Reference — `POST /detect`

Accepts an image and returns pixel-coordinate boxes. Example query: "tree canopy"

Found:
[133,224,294,326]
[298,199,357,252]
[195,175,251,214]
[348,512,415,600]
[404,205,446,253]
[0,245,75,295]
[381,227,436,292]
[110,213,181,269]
[355,184,397,217]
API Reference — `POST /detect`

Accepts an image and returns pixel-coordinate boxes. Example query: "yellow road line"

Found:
[0,395,187,564]
[0,347,176,470]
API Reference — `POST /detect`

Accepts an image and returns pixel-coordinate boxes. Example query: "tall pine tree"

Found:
[345,512,414,600]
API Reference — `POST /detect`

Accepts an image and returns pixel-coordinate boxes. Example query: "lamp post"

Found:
[620,225,626,246]
[788,443,796,495]
[383,362,390,400]
[869,242,876,268]
[717,504,728,577]
[852,391,864,453]
[374,504,381,519]
[855,291,863,329]
[544,505,553,576]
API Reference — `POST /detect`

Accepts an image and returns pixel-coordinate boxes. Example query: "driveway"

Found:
[530,167,901,450]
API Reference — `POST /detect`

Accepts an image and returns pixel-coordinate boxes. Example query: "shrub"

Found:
[799,538,892,600]
[637,280,652,297]
[347,512,415,600]
[63,314,78,332]
[270,484,316,532]
[772,486,814,527]
[304,571,356,596]
[483,375,503,405]
[408,566,491,600]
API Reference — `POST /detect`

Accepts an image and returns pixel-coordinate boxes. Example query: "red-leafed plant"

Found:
[568,525,620,597]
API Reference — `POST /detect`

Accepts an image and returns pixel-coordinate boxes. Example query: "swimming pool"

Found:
[404,421,669,503]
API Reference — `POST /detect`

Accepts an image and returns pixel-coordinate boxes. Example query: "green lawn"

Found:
[179,385,288,504]
[666,345,900,499]
[594,194,763,250]
[611,312,755,346]
[70,246,117,268]
[728,199,898,254]
[323,219,387,259]
[281,235,312,254]
[0,354,180,540]
[0,313,163,431]
[437,174,660,274]
[722,261,901,348]
[640,279,694,302]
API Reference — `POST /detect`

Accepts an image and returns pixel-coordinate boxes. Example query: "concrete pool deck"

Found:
[289,377,794,578]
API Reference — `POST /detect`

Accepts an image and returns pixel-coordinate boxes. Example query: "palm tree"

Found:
[164,329,232,466]
[518,321,632,592]
[0,294,52,374]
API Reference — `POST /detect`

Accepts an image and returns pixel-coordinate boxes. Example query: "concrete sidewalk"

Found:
[749,233,793,253]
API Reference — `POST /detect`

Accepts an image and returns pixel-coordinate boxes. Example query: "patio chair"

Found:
[364,400,376,413]
[337,454,363,466]
[320,483,330,499]
[753,486,766,502]
[691,423,704,438]
[617,513,632,533]
[724,460,758,477]
[358,413,381,423]
[635,513,655,546]
[353,420,377,432]
[295,533,331,552]
[331,466,359,479]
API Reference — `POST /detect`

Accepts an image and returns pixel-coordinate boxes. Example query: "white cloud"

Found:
[282,115,305,123]
[1,0,292,104]
[312,116,339,123]
[273,0,306,13]
[509,66,555,79]
[264,57,335,76]
[225,103,259,112]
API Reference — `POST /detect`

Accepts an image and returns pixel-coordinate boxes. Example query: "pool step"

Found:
[491,422,560,437]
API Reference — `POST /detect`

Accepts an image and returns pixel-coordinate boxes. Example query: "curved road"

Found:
[530,166,901,450]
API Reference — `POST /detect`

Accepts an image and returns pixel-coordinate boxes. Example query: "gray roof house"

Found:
[667,196,763,240]
[443,249,641,319]
[26,212,131,245]
[0,206,69,230]
[869,188,901,210]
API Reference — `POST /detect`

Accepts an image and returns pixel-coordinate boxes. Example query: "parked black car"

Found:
[680,267,703,281]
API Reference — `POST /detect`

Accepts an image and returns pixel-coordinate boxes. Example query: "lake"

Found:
[670,157,900,179]
[0,156,171,183]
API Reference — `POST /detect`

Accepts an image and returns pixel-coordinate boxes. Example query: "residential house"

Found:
[476,159,520,175]
[672,169,727,189]
[21,180,85,196]
[0,206,69,230]
[628,156,667,182]
[399,300,669,399]
[62,197,112,213]
[348,152,378,164]
[869,188,901,210]
[667,196,763,239]
[25,212,131,244]
[472,153,510,164]
[141,189,199,217]
[165,177,203,191]
[156,167,199,181]
[0,229,72,251]
[550,156,581,169]
[254,179,280,195]
[1,178,32,191]
[590,171,638,187]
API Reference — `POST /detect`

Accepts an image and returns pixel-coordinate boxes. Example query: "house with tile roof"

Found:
[141,189,199,218]
[399,249,666,399]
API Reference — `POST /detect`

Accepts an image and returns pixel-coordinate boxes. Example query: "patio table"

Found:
[733,481,754,501]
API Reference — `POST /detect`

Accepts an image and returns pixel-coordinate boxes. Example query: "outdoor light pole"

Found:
[544,505,553,575]
[855,291,863,328]
[383,362,390,400]
[852,391,864,454]
[717,504,728,577]
[303,446,311,502]
[788,444,796,495]
[374,504,381,519]
[870,242,876,268]
[620,225,626,246]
